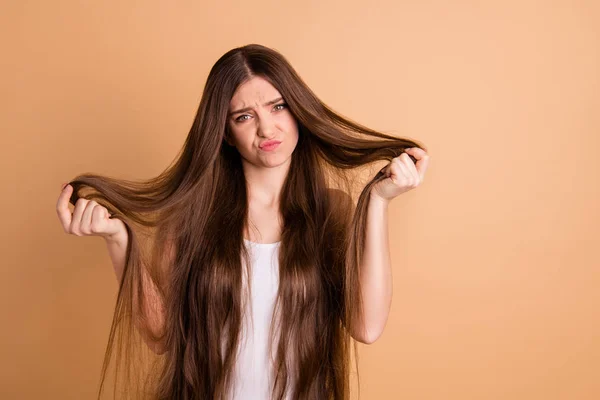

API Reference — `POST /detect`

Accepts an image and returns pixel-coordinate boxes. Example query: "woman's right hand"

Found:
[56,182,126,241]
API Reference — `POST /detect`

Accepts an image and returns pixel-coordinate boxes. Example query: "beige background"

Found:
[2,0,599,399]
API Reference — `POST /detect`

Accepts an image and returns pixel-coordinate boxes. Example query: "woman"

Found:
[55,44,429,400]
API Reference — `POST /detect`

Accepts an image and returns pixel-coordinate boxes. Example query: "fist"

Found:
[55,182,126,240]
[371,147,430,202]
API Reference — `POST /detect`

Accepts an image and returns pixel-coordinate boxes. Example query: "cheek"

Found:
[289,122,300,145]
[228,127,251,147]
[283,116,299,137]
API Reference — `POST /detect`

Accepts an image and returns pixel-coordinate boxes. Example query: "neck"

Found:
[242,158,291,207]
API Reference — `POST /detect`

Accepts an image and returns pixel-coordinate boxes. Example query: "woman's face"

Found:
[226,76,299,169]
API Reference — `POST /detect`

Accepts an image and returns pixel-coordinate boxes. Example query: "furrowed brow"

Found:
[228,97,283,117]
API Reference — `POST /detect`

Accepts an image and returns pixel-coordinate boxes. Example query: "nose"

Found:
[257,113,277,138]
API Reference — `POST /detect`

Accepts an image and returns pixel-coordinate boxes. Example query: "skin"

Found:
[56,75,298,245]
[226,75,299,244]
[358,146,429,343]
[55,75,431,345]
[55,183,125,242]
[226,75,432,343]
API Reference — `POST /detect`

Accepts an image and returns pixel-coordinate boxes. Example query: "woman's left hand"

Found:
[371,147,430,202]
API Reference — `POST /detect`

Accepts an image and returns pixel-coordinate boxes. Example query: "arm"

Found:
[104,229,170,355]
[350,147,428,344]
[327,189,392,345]
[352,194,393,344]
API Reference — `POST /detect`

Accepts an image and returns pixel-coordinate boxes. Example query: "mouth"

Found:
[259,140,282,151]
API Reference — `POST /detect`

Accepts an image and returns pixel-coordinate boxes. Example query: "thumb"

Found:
[380,162,392,177]
[102,208,126,235]
[106,217,127,238]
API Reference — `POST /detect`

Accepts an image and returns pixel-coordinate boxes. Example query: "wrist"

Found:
[369,193,390,206]
[104,229,128,245]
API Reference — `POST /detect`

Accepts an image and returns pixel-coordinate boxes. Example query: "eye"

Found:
[234,103,288,123]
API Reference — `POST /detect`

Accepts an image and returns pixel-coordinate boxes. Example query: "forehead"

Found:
[229,76,281,108]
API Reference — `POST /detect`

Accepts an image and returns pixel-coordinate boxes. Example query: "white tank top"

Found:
[226,239,293,400]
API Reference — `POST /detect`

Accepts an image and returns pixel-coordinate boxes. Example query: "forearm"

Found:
[354,194,393,344]
[104,230,128,283]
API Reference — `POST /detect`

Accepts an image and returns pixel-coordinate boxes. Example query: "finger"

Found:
[70,198,89,235]
[56,184,74,232]
[405,147,427,159]
[388,161,407,186]
[80,200,98,234]
[405,148,429,181]
[391,158,412,185]
[380,161,392,177]
[91,205,109,234]
[400,153,420,183]
[415,154,429,181]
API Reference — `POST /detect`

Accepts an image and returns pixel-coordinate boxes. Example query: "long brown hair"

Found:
[67,44,426,399]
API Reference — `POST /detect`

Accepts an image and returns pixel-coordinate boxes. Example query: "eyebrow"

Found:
[228,97,284,117]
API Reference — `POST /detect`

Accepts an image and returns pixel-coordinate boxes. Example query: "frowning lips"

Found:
[259,140,282,149]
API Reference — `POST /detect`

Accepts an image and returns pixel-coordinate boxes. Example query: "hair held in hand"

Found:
[66,44,426,400]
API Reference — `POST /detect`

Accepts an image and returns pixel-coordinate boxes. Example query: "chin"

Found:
[258,154,293,169]
[261,159,288,168]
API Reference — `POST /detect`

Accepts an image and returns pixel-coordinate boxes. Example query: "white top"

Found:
[226,239,292,400]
